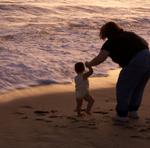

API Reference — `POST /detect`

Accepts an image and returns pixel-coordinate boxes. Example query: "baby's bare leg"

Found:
[84,95,94,114]
[76,99,83,116]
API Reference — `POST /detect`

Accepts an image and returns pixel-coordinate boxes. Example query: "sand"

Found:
[0,69,150,148]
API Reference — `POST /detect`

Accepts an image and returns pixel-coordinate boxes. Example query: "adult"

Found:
[86,22,150,121]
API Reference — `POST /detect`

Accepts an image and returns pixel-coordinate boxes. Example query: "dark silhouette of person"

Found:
[85,22,150,121]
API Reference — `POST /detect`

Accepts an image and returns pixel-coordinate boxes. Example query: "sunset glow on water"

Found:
[0,0,150,92]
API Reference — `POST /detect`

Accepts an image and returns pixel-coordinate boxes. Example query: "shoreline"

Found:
[0,68,150,148]
[0,69,120,103]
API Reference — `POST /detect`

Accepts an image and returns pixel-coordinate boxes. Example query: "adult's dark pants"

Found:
[116,49,150,117]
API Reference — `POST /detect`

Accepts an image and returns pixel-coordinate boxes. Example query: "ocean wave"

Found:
[0,0,149,92]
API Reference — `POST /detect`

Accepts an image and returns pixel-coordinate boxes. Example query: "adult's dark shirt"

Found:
[101,31,149,67]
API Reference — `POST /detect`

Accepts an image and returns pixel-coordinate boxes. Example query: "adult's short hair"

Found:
[100,22,123,40]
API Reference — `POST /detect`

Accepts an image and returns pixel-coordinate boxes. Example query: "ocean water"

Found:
[0,0,150,92]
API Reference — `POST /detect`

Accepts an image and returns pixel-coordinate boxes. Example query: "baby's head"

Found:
[74,62,85,74]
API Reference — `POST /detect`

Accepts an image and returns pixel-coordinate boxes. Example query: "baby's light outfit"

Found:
[75,73,89,99]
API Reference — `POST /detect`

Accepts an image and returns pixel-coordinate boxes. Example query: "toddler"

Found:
[74,62,94,116]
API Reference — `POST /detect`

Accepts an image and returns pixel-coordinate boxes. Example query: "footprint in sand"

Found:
[21,116,28,119]
[146,127,150,130]
[54,125,68,128]
[34,110,49,116]
[67,116,78,120]
[50,110,58,114]
[14,111,28,119]
[93,111,109,115]
[35,118,45,121]
[145,118,150,124]
[35,118,52,123]
[78,125,90,129]
[44,120,53,123]
[124,125,135,129]
[145,121,150,124]
[14,112,25,115]
[145,118,150,121]
[109,109,114,112]
[138,128,148,133]
[114,133,119,137]
[145,136,150,140]
[49,115,60,118]
[113,122,128,126]
[89,127,98,129]
[66,116,81,123]
[105,99,109,102]
[77,125,98,130]
[88,123,96,126]
[130,135,142,139]
[19,105,33,109]
[87,123,98,129]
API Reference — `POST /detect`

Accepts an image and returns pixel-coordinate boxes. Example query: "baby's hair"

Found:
[74,62,85,73]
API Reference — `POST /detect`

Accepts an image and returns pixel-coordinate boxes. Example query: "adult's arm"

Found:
[86,50,109,67]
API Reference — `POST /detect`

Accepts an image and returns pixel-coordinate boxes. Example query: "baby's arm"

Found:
[83,63,93,79]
